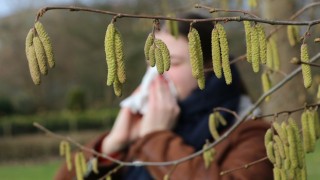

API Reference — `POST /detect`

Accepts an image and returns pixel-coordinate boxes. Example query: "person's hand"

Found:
[139,76,180,137]
[101,108,141,154]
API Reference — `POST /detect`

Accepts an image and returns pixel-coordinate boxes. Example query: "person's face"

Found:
[155,31,198,101]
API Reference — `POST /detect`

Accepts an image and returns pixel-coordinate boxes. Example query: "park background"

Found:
[0,0,320,179]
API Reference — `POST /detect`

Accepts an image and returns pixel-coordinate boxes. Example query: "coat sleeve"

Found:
[128,120,274,180]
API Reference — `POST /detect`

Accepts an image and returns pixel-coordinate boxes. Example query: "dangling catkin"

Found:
[314,110,320,139]
[307,110,316,152]
[273,144,282,168]
[250,25,260,73]
[266,41,273,69]
[270,38,280,71]
[211,28,222,78]
[273,122,288,144]
[317,84,320,99]
[215,111,227,126]
[78,152,87,175]
[34,21,55,68]
[257,24,267,64]
[273,167,281,180]
[264,128,273,148]
[64,141,72,171]
[155,46,164,74]
[288,118,305,169]
[25,28,41,85]
[261,71,271,102]
[92,158,99,174]
[155,39,171,71]
[148,44,156,67]
[114,29,126,84]
[202,142,214,169]
[144,33,154,61]
[33,35,48,75]
[287,25,300,46]
[105,23,116,86]
[248,0,257,8]
[113,78,122,97]
[274,135,286,159]
[59,140,67,156]
[209,113,219,141]
[286,125,298,169]
[188,27,203,79]
[243,21,252,63]
[266,141,275,163]
[216,23,232,84]
[301,111,312,153]
[75,153,84,180]
[197,74,205,90]
[300,43,312,88]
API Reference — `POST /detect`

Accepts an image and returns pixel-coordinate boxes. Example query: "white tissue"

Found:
[120,67,177,114]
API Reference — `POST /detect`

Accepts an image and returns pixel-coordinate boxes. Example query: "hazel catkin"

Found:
[243,21,252,63]
[300,43,312,88]
[261,71,271,102]
[188,27,204,79]
[33,36,48,75]
[148,44,156,67]
[25,28,41,85]
[307,110,316,152]
[257,24,267,64]
[105,23,116,86]
[34,21,55,68]
[155,45,164,74]
[209,113,219,141]
[155,39,171,71]
[250,25,260,73]
[301,111,312,153]
[114,30,126,84]
[211,28,222,78]
[144,33,154,61]
[287,25,300,47]
[216,23,232,85]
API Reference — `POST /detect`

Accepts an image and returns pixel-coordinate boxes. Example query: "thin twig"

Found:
[195,4,260,18]
[214,107,241,121]
[220,157,268,176]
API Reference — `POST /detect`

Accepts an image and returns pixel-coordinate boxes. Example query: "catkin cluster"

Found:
[301,109,320,153]
[300,43,312,89]
[144,33,171,74]
[188,27,205,89]
[25,21,55,85]
[243,22,267,73]
[266,37,280,71]
[261,71,272,102]
[59,141,72,171]
[104,23,126,97]
[208,111,227,141]
[211,24,232,85]
[265,120,307,180]
[202,141,216,169]
[287,25,300,46]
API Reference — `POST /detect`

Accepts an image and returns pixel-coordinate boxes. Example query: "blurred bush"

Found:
[0,97,14,116]
[66,88,86,112]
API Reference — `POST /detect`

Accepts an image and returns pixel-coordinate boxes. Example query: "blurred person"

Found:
[55,13,273,180]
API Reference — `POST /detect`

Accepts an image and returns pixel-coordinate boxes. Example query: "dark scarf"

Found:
[123,65,242,180]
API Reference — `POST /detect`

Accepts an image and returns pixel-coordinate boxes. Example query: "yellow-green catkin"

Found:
[248,0,257,8]
[106,175,112,180]
[288,118,305,169]
[113,78,122,97]
[274,135,286,159]
[266,141,275,164]
[64,141,72,171]
[257,24,267,64]
[301,44,312,88]
[105,23,116,86]
[307,110,316,152]
[155,46,164,74]
[281,122,291,170]
[25,28,41,85]
[144,33,154,61]
[250,25,260,73]
[286,124,299,168]
[114,30,126,84]
[273,167,281,180]
[287,25,300,46]
[78,152,87,175]
[266,41,273,69]
[243,21,252,63]
[314,110,320,139]
[75,153,84,180]
[264,128,273,148]
[270,38,280,71]
[148,44,156,67]
[209,113,219,141]
[261,71,271,102]
[166,14,179,39]
[59,141,67,156]
[34,21,55,68]
[216,24,232,85]
[33,36,48,75]
[211,28,222,78]
[188,27,203,79]
[273,122,288,144]
[273,144,282,168]
[156,39,171,71]
[92,158,99,174]
[215,112,227,126]
[301,111,312,153]
[202,142,214,169]
[197,75,205,90]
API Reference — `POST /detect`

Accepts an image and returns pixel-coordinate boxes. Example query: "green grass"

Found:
[306,140,320,180]
[0,160,61,180]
